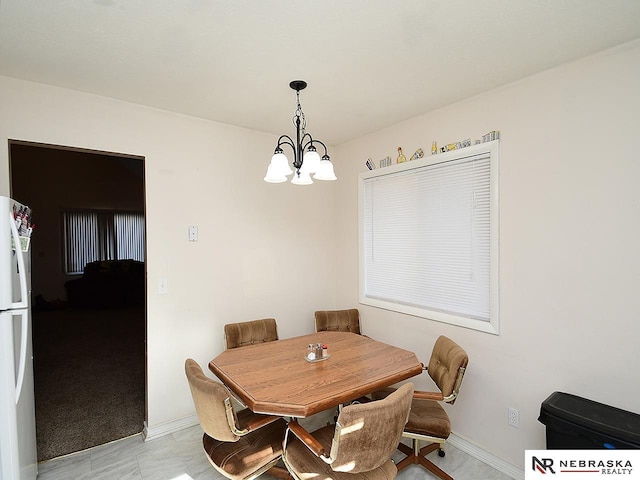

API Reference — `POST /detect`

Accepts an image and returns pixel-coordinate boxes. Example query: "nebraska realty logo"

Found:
[525,450,639,478]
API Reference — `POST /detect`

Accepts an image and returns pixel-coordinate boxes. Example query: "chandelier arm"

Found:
[275,135,300,173]
[276,135,296,151]
[300,133,315,151]
[303,138,330,158]
[276,135,302,170]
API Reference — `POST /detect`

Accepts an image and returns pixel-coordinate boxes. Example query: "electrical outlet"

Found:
[189,225,198,242]
[508,407,519,428]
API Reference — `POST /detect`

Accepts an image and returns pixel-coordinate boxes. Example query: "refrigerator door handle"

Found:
[15,309,28,404]
[8,211,28,309]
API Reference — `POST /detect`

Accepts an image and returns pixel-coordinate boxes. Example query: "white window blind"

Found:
[359,141,498,334]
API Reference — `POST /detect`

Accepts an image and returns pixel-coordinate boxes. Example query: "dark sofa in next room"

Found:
[65,259,144,309]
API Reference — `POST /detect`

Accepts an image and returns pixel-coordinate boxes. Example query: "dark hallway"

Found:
[10,142,146,460]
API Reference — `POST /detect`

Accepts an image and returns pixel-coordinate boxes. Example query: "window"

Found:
[359,141,499,334]
[62,210,145,274]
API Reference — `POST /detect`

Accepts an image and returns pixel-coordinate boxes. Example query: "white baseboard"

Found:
[448,433,524,480]
[142,414,199,442]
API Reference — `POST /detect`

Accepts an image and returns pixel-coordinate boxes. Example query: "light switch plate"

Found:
[158,278,168,295]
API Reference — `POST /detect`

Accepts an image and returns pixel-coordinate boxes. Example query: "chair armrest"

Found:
[243,413,283,432]
[287,420,326,458]
[233,407,283,435]
[413,390,445,401]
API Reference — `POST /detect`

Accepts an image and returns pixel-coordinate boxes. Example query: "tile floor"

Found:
[37,424,515,480]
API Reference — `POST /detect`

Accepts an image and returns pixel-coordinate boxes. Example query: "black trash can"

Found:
[538,392,640,449]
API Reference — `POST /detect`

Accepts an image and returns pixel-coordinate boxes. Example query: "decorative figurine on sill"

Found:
[379,156,392,168]
[410,148,424,161]
[432,141,438,155]
[396,147,406,164]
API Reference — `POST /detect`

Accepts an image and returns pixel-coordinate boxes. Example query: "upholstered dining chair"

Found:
[372,335,469,480]
[184,359,289,480]
[282,382,414,480]
[223,318,279,350]
[314,309,361,334]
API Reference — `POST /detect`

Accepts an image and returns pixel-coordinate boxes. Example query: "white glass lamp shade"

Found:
[300,149,320,174]
[271,152,293,176]
[264,162,287,183]
[313,158,337,181]
[291,170,313,185]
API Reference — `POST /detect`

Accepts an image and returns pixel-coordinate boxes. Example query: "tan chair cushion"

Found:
[224,318,278,349]
[314,309,361,334]
[203,419,286,480]
[371,386,451,440]
[186,359,287,480]
[405,398,450,439]
[428,335,469,399]
[185,358,239,442]
[285,383,413,479]
[371,335,468,441]
[285,425,397,480]
[331,383,413,473]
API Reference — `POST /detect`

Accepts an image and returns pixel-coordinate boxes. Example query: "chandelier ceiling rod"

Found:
[264,80,337,185]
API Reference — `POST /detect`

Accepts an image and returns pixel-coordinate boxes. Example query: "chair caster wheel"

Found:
[438,449,445,457]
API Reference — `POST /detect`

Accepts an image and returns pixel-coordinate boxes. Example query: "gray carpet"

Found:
[32,306,145,461]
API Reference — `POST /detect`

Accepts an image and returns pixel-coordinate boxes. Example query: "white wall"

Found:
[0,76,337,430]
[334,40,640,468]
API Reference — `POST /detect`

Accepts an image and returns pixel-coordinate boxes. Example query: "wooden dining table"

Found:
[209,330,423,418]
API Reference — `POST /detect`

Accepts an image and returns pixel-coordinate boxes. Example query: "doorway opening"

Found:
[9,140,147,461]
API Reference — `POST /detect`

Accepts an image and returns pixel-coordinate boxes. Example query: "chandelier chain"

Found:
[292,90,307,135]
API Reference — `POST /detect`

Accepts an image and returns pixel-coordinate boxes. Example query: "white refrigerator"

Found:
[0,196,37,480]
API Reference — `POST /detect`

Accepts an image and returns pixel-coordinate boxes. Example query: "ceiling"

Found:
[1,0,640,146]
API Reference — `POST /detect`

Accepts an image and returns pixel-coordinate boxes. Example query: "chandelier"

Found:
[264,80,337,185]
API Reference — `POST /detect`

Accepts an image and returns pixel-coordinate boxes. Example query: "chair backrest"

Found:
[314,309,361,334]
[329,382,413,473]
[184,358,240,442]
[427,335,469,404]
[223,318,279,349]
